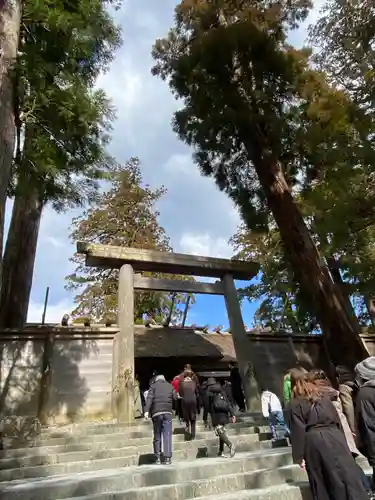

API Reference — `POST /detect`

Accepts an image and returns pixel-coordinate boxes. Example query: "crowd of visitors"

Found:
[143,362,242,464]
[143,356,375,500]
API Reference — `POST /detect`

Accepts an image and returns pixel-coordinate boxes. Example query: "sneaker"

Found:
[229,444,236,457]
[155,457,161,465]
[217,451,225,457]
[164,458,172,465]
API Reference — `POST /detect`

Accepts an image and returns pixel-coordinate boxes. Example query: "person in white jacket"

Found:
[261,388,290,440]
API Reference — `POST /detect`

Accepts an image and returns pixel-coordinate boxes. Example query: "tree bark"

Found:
[0,0,22,279]
[0,184,43,327]
[365,297,375,328]
[326,256,359,323]
[251,153,367,368]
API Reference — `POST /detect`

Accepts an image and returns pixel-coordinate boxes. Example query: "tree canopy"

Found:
[230,0,375,333]
[0,0,122,328]
[67,158,194,324]
[151,0,371,366]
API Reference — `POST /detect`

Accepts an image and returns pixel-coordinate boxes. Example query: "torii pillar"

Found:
[112,264,135,423]
[222,273,261,412]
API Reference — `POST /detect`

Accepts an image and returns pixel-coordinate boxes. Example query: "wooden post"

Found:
[115,264,135,423]
[222,273,261,411]
[41,286,50,325]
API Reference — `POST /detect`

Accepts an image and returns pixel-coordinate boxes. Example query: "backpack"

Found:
[212,391,229,412]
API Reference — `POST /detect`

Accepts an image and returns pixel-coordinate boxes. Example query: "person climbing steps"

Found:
[203,377,236,458]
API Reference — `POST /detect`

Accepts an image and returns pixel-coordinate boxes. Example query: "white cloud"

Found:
[27,299,74,324]
[179,233,232,259]
[45,236,64,248]
[163,154,200,177]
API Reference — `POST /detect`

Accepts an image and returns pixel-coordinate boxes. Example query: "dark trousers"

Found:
[152,413,172,459]
[215,424,231,453]
[176,399,183,421]
[233,390,245,411]
[185,420,196,439]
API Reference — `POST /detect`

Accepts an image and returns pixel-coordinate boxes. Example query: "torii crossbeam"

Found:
[77,242,260,422]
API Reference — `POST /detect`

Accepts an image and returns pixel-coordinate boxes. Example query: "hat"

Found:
[207,377,216,386]
[355,357,375,382]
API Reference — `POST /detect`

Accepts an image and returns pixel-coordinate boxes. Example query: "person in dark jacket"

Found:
[144,374,175,465]
[228,362,245,412]
[222,380,235,407]
[203,377,236,457]
[355,357,375,491]
[309,369,372,495]
[179,370,199,439]
[290,373,368,500]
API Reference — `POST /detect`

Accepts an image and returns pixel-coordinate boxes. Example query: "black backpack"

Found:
[212,391,229,412]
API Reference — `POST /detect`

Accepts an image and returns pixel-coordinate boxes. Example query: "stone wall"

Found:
[247,334,328,399]
[0,335,114,423]
[1,327,373,423]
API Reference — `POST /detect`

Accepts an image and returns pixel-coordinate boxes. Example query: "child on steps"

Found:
[261,388,290,440]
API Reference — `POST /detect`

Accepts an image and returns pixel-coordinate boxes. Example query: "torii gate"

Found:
[77,242,260,423]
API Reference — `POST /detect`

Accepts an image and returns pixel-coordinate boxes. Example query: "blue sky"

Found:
[5,0,325,327]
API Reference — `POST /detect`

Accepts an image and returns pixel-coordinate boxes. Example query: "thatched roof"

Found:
[2,324,236,361]
[134,326,236,360]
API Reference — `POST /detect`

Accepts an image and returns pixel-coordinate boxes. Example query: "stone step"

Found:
[40,423,265,445]
[190,482,312,500]
[0,432,279,481]
[36,414,265,436]
[3,419,264,449]
[40,416,266,439]
[61,464,308,500]
[0,449,293,500]
[0,425,271,459]
[188,466,373,500]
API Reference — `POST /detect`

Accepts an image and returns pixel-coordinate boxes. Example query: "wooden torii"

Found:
[77,242,260,423]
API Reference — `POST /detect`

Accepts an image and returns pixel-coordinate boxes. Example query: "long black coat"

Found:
[290,396,368,500]
[179,378,198,421]
[355,380,375,466]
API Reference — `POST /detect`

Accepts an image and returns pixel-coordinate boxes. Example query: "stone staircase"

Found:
[0,413,369,500]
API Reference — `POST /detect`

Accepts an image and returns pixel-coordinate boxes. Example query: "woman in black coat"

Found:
[354,357,375,491]
[179,371,199,439]
[290,373,368,500]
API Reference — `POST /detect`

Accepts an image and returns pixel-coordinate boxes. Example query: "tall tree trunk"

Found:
[250,153,367,368]
[365,297,375,328]
[0,184,43,327]
[0,0,22,279]
[326,256,359,322]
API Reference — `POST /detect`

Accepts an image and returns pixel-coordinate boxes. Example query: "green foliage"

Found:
[152,0,375,345]
[12,0,122,207]
[152,0,316,229]
[66,158,195,322]
[230,224,318,332]
[309,0,375,109]
[305,0,375,321]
